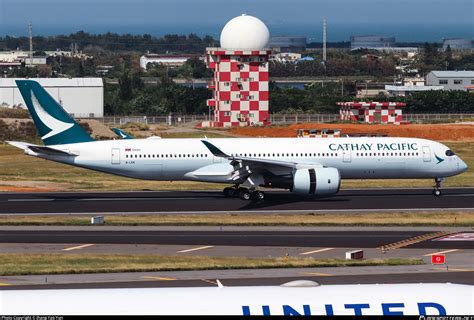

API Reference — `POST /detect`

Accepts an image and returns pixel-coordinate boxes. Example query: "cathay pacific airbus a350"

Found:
[8,80,468,200]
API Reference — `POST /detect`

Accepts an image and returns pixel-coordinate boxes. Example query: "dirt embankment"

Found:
[231,123,474,141]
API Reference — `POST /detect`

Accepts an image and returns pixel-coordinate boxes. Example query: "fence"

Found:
[90,113,474,126]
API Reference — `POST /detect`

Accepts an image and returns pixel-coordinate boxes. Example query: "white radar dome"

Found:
[220,14,270,50]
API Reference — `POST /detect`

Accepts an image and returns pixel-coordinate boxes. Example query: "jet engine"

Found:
[292,167,341,195]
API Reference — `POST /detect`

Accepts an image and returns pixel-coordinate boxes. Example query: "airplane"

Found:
[0,281,472,315]
[111,127,134,139]
[7,80,468,201]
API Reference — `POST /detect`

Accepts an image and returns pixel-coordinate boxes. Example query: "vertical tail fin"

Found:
[111,128,134,139]
[16,80,94,145]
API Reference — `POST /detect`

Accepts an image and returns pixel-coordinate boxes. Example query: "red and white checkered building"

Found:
[337,102,406,124]
[202,48,272,128]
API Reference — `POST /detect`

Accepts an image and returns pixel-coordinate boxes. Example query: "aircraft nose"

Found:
[458,158,468,173]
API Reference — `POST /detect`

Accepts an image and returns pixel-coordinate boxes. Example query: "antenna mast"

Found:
[323,17,327,62]
[28,22,33,59]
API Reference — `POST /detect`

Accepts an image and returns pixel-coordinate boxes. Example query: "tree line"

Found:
[0,31,218,53]
[104,70,474,116]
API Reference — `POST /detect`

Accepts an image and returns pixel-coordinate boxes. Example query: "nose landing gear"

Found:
[433,178,444,196]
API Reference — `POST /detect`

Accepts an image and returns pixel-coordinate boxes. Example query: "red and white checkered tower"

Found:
[337,102,407,124]
[202,14,271,128]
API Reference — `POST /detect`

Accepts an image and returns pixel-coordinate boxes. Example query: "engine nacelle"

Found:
[292,167,341,195]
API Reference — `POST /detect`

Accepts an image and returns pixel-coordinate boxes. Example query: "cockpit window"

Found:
[445,150,455,156]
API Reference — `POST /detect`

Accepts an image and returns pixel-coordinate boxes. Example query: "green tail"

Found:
[111,128,134,139]
[16,80,94,145]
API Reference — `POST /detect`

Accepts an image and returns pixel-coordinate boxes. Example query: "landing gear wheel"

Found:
[433,178,444,197]
[240,189,252,200]
[254,191,265,201]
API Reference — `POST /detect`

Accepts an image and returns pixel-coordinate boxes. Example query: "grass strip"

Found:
[0,253,424,276]
[0,212,472,226]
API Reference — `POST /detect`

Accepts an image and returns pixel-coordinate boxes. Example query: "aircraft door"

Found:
[343,150,351,163]
[422,146,431,162]
[111,148,120,164]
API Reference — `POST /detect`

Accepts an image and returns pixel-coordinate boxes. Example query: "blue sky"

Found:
[0,0,472,41]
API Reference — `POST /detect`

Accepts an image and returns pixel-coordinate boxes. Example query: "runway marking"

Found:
[142,276,176,281]
[78,197,204,201]
[0,282,11,286]
[61,244,95,251]
[299,272,333,277]
[434,233,474,241]
[424,249,460,256]
[7,199,54,202]
[6,197,204,202]
[300,248,334,255]
[432,267,474,272]
[379,231,453,253]
[178,245,214,253]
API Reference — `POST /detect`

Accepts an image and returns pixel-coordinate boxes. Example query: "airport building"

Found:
[0,78,104,118]
[350,35,396,50]
[268,36,307,52]
[337,101,406,124]
[442,38,473,50]
[426,71,474,91]
[201,14,272,128]
[140,54,195,70]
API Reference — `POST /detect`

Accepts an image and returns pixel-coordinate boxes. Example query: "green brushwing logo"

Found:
[435,154,444,164]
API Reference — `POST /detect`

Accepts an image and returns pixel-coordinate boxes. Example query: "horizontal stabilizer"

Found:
[7,141,77,156]
[28,146,77,156]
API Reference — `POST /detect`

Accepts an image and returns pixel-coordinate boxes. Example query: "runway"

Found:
[1,188,473,214]
[1,229,472,249]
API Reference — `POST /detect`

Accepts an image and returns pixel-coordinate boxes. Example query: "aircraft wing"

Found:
[7,141,78,156]
[201,140,322,184]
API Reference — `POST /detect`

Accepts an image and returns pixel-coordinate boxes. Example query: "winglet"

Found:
[216,279,224,288]
[201,140,230,158]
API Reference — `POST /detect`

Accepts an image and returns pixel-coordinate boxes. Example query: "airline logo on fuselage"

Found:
[242,302,446,316]
[329,143,418,152]
[435,154,445,164]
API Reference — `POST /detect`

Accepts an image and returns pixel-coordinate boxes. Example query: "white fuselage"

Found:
[0,283,471,315]
[27,137,467,185]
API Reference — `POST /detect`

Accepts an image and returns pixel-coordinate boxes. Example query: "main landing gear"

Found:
[223,186,265,201]
[433,178,444,196]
